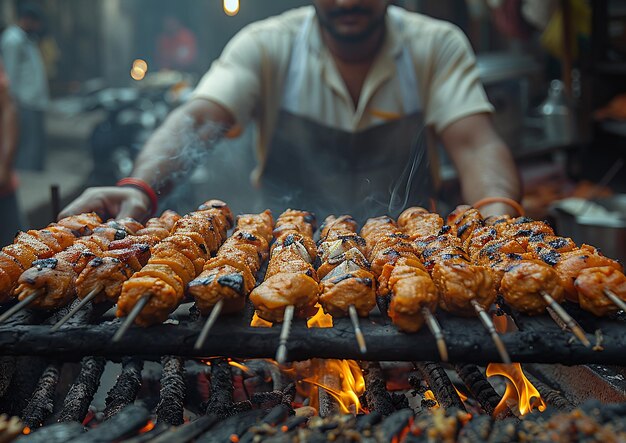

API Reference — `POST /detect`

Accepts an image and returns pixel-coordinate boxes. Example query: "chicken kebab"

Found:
[188,210,274,349]
[0,212,102,304]
[394,207,507,362]
[360,215,438,333]
[48,210,182,330]
[249,209,319,363]
[115,200,234,333]
[317,215,376,353]
[11,217,144,313]
[451,206,626,317]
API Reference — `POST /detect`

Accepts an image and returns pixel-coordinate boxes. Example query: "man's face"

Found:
[313,0,390,43]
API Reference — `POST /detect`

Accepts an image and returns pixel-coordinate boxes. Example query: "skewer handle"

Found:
[603,288,626,313]
[348,304,367,354]
[421,307,448,362]
[541,292,590,347]
[275,305,295,365]
[471,300,512,364]
[51,286,102,332]
[194,299,224,351]
[0,289,43,324]
[112,294,151,343]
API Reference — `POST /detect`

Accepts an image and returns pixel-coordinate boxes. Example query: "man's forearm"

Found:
[441,114,522,216]
[130,99,234,197]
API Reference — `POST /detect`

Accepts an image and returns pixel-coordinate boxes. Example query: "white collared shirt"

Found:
[192,6,493,156]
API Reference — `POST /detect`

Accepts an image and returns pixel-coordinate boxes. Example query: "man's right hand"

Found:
[58,186,152,222]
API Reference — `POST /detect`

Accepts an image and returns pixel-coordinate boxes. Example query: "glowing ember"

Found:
[454,386,468,403]
[22,426,30,435]
[493,313,509,334]
[391,417,413,443]
[229,433,240,442]
[228,360,252,374]
[250,312,273,327]
[422,389,440,409]
[307,303,333,328]
[138,420,155,434]
[486,363,547,416]
[302,359,365,414]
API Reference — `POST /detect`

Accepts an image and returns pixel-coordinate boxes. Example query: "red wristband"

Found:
[116,177,158,217]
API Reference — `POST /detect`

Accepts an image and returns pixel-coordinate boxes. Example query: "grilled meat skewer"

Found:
[0,213,102,303]
[317,215,376,318]
[249,209,319,322]
[116,200,234,327]
[188,210,274,315]
[14,218,143,309]
[75,211,181,304]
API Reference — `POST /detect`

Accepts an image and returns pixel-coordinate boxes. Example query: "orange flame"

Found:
[228,360,252,374]
[302,359,365,414]
[422,389,440,409]
[250,312,273,327]
[486,363,547,416]
[454,386,468,403]
[22,426,31,435]
[138,420,155,434]
[307,303,333,328]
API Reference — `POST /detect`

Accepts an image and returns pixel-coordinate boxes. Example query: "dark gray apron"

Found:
[258,9,432,223]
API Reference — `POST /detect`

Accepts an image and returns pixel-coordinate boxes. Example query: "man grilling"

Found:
[61,0,520,221]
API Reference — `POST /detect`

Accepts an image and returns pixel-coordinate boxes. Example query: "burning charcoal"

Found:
[457,414,493,443]
[375,409,413,442]
[204,358,234,420]
[238,404,292,443]
[408,408,469,443]
[362,362,395,416]
[356,410,383,431]
[0,357,46,416]
[16,421,85,443]
[281,382,295,405]
[391,392,410,411]
[455,364,507,416]
[524,372,574,412]
[485,417,518,443]
[415,362,466,411]
[103,357,144,421]
[156,355,186,426]
[69,404,151,443]
[146,416,219,443]
[20,362,61,428]
[58,357,106,423]
[250,391,284,408]
[197,409,267,443]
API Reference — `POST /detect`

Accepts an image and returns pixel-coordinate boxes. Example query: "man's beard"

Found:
[315,5,387,43]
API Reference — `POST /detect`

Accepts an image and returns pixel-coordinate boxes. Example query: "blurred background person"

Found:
[156,15,198,72]
[0,58,23,245]
[0,3,49,171]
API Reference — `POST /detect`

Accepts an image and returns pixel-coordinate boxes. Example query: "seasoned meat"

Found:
[16,258,77,309]
[249,273,320,322]
[76,257,134,303]
[433,262,496,316]
[574,266,626,316]
[500,261,564,315]
[117,276,178,327]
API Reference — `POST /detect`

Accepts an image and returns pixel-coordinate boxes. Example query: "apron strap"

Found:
[281,10,314,113]
[388,6,421,115]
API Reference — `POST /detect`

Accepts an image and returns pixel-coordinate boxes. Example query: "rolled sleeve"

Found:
[425,26,494,134]
[191,27,262,126]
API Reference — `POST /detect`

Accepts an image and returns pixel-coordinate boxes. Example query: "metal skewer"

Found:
[541,291,590,347]
[275,304,295,365]
[194,299,224,350]
[51,286,102,331]
[603,288,626,313]
[471,299,511,364]
[0,289,44,323]
[422,307,448,362]
[348,304,367,354]
[112,293,151,343]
